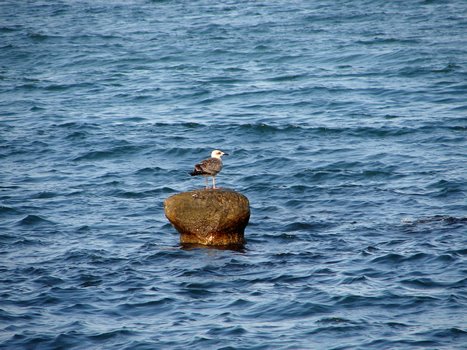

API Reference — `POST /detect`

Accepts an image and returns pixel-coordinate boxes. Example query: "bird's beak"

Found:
[223,152,229,156]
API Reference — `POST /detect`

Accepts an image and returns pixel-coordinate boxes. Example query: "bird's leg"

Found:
[212,176,216,189]
[204,177,209,189]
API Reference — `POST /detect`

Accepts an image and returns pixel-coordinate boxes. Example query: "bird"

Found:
[190,150,228,189]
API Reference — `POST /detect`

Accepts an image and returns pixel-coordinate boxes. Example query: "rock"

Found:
[164,189,250,247]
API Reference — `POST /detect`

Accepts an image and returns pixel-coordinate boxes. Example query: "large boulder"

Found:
[164,189,250,246]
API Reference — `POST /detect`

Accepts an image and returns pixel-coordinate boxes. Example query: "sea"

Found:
[1,1,466,349]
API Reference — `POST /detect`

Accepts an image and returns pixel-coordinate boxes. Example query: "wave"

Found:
[73,145,145,161]
[56,119,461,142]
[17,215,55,226]
[401,277,466,289]
[357,37,422,45]
[402,215,467,226]
[370,252,431,264]
[109,187,176,199]
[0,205,20,216]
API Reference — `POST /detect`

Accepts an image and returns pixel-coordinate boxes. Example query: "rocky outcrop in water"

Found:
[164,189,249,247]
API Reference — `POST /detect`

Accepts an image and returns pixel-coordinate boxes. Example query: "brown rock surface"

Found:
[164,189,250,246]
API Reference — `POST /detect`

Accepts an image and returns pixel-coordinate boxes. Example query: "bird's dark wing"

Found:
[190,157,222,176]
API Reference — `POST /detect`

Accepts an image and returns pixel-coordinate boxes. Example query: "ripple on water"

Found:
[16,215,55,227]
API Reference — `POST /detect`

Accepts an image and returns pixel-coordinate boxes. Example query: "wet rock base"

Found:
[164,189,250,247]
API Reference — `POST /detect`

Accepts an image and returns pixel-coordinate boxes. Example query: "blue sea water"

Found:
[1,0,466,349]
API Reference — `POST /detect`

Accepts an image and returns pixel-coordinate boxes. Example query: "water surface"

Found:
[1,0,466,349]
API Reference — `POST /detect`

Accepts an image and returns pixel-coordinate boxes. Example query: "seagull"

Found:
[190,150,228,189]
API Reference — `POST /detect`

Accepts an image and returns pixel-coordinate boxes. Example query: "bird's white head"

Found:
[211,149,227,159]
